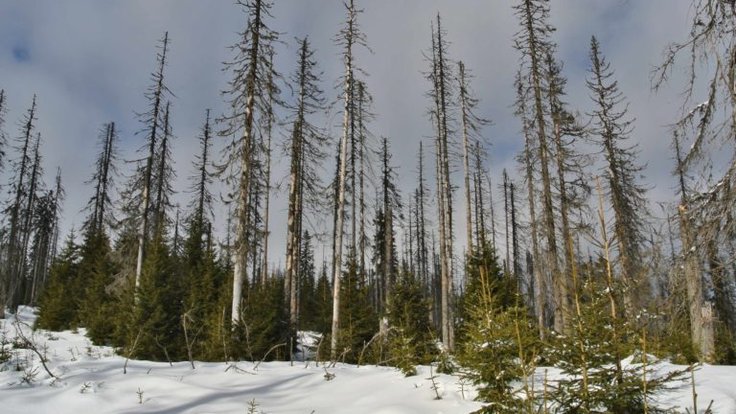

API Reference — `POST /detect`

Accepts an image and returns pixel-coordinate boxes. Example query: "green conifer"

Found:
[36,232,80,331]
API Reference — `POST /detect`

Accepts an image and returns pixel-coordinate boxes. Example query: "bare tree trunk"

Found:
[136,32,169,293]
[98,122,116,232]
[473,167,483,249]
[551,110,573,334]
[232,3,262,325]
[435,15,455,351]
[679,206,715,362]
[416,142,430,318]
[358,83,367,284]
[510,182,520,279]
[15,133,42,307]
[707,240,734,335]
[261,54,274,286]
[6,96,36,312]
[518,77,546,338]
[459,62,473,256]
[153,101,172,233]
[504,170,511,274]
[520,0,562,333]
[331,0,356,358]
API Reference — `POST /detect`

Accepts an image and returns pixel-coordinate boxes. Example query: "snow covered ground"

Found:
[1,307,735,413]
[0,307,481,413]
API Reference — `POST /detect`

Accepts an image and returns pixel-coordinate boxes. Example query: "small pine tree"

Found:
[312,263,333,334]
[232,275,289,361]
[548,262,685,414]
[457,243,539,413]
[133,232,184,361]
[330,253,376,363]
[78,231,118,344]
[385,270,436,376]
[297,231,318,331]
[36,232,80,331]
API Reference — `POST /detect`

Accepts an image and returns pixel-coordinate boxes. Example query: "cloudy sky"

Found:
[0,0,696,268]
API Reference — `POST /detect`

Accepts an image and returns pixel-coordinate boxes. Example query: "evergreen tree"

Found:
[312,263,333,335]
[385,270,435,376]
[333,253,375,364]
[78,230,117,344]
[297,231,318,331]
[234,275,288,361]
[457,243,537,413]
[547,192,678,413]
[74,121,119,343]
[133,231,184,361]
[36,231,80,331]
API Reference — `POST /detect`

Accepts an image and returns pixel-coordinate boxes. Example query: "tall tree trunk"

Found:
[521,0,562,333]
[153,101,172,234]
[331,0,356,358]
[459,62,474,256]
[674,133,715,362]
[434,14,455,351]
[262,53,275,286]
[510,181,520,279]
[232,3,262,325]
[5,95,36,312]
[285,46,304,344]
[549,85,574,334]
[679,205,714,361]
[98,122,116,232]
[518,76,546,338]
[136,32,169,293]
[16,133,42,308]
[358,83,367,284]
[504,170,511,274]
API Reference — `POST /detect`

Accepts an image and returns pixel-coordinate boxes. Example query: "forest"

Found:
[1,0,735,412]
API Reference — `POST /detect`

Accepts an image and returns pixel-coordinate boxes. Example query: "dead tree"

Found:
[4,95,37,312]
[427,14,456,351]
[220,0,279,325]
[653,0,736,362]
[513,0,564,332]
[134,32,171,292]
[285,37,328,346]
[331,0,368,358]
[587,36,648,314]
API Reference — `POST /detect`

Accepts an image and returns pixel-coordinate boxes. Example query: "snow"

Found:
[2,307,736,413]
[1,307,481,414]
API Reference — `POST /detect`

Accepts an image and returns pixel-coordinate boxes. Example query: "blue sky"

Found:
[0,0,695,266]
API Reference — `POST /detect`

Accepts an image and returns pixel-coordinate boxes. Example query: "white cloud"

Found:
[0,0,694,268]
